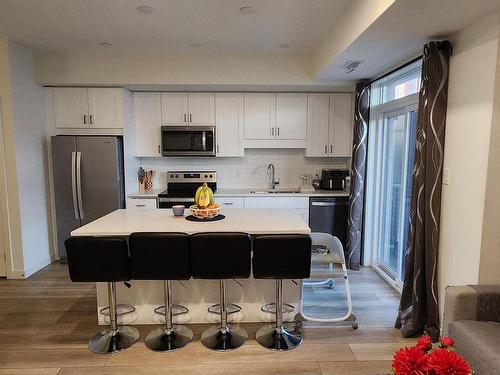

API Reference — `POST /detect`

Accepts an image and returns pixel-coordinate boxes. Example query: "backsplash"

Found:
[139,149,350,190]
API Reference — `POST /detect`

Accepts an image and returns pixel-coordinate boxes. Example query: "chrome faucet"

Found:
[267,163,280,190]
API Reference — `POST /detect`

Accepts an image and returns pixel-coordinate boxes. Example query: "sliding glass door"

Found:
[376,107,417,283]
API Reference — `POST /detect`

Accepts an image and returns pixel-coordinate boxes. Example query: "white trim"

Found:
[372,264,402,294]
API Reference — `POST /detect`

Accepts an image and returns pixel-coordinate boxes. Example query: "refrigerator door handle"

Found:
[71,151,79,220]
[76,151,84,219]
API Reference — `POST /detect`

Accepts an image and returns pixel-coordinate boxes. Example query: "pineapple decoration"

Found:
[194,183,215,208]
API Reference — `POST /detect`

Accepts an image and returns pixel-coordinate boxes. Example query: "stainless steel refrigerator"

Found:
[51,136,125,258]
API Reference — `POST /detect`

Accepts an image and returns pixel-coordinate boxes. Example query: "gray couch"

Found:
[444,285,500,374]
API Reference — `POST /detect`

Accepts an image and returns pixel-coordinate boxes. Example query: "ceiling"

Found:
[316,0,500,81]
[0,0,351,53]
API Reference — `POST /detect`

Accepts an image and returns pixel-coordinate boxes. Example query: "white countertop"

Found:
[71,208,310,236]
[127,188,349,199]
[127,188,164,199]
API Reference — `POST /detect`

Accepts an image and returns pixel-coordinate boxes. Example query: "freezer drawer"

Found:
[309,197,349,250]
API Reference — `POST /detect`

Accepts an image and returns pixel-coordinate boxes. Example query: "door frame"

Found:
[0,99,12,277]
[363,93,419,292]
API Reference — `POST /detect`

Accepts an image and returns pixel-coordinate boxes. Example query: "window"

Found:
[363,60,421,291]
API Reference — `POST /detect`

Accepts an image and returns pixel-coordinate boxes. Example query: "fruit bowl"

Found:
[189,205,221,219]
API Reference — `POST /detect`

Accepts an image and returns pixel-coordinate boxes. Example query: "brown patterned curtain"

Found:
[396,41,452,341]
[346,81,370,270]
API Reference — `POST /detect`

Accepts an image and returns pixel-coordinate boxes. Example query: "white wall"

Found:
[438,14,500,313]
[8,41,52,277]
[140,149,349,191]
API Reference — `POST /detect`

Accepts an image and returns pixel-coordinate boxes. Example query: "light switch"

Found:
[442,168,450,185]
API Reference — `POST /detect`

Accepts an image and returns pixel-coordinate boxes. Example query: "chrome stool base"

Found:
[201,324,248,351]
[89,326,140,354]
[145,325,193,352]
[255,323,303,351]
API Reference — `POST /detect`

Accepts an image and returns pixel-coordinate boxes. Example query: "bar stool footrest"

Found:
[99,304,136,317]
[154,304,189,316]
[261,302,295,314]
[207,303,242,315]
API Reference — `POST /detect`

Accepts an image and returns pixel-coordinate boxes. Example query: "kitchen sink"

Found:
[249,189,301,194]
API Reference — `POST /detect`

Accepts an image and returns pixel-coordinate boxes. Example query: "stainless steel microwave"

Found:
[161,126,216,157]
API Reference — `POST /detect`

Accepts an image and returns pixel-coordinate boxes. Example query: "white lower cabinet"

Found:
[126,198,157,209]
[216,197,244,209]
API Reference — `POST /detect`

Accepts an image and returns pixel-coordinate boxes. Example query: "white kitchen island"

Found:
[71,208,310,325]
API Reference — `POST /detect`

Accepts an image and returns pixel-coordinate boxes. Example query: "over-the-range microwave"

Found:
[161,126,216,157]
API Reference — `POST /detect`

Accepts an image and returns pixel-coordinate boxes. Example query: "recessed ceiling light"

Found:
[191,42,202,48]
[239,6,256,15]
[136,5,154,14]
[98,42,112,47]
[279,43,291,49]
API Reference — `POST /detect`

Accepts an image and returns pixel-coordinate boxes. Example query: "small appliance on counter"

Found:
[321,169,349,191]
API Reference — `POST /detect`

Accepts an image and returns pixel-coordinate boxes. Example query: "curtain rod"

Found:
[367,55,423,86]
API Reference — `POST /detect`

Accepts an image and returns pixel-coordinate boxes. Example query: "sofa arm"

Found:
[443,286,478,336]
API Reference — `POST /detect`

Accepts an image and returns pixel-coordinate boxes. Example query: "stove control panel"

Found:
[166,171,217,184]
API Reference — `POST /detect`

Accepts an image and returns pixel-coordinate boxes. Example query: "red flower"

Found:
[392,346,429,375]
[440,336,455,348]
[427,348,472,375]
[416,335,433,352]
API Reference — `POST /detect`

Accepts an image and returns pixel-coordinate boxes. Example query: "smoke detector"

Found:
[343,60,363,74]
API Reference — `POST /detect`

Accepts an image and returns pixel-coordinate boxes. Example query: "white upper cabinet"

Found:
[305,92,353,157]
[330,93,353,157]
[53,87,123,130]
[87,88,123,129]
[188,93,215,126]
[161,92,214,126]
[215,93,244,157]
[275,93,307,140]
[244,93,276,140]
[161,92,189,125]
[133,92,162,157]
[54,88,89,128]
[306,93,330,157]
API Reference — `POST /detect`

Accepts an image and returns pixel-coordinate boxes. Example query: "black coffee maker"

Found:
[321,169,349,191]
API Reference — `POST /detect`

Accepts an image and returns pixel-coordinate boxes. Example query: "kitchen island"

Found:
[71,208,310,325]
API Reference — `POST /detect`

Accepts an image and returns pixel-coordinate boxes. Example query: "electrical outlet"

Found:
[442,168,450,185]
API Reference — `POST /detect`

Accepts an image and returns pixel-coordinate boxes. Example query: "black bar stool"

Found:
[129,232,192,352]
[190,232,251,351]
[253,234,312,351]
[65,237,140,354]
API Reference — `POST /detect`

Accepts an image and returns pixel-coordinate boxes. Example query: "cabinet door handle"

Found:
[189,114,192,122]
[217,145,220,154]
[184,114,187,122]
[136,204,146,207]
[83,115,87,124]
[223,202,234,205]
[277,127,280,136]
[89,115,93,124]
[158,145,161,154]
[324,145,327,154]
[330,145,333,154]
[271,128,274,136]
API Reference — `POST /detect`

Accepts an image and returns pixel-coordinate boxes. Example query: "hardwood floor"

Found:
[0,263,416,375]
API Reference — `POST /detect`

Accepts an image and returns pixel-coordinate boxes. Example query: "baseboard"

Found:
[23,255,54,279]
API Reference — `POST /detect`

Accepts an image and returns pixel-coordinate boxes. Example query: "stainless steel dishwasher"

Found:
[309,197,349,250]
